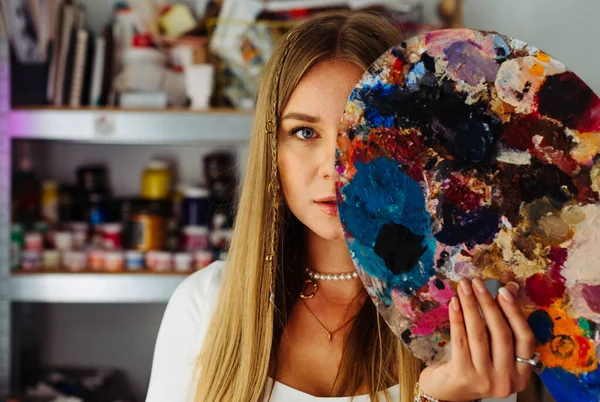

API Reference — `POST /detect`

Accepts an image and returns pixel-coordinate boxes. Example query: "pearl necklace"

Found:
[305,267,359,281]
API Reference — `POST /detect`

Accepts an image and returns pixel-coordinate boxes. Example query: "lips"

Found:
[315,196,338,216]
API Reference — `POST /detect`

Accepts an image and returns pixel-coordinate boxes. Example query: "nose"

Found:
[317,131,340,181]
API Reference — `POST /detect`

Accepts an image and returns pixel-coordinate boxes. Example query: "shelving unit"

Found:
[10,107,254,144]
[4,106,254,397]
[11,272,187,303]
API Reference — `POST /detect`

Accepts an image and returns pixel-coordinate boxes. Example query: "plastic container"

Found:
[152,251,173,272]
[194,250,213,271]
[24,232,43,251]
[21,250,42,271]
[174,252,193,273]
[105,251,125,272]
[54,231,74,251]
[63,251,87,272]
[103,223,123,250]
[89,249,106,271]
[125,251,145,271]
[146,250,160,271]
[141,160,171,200]
[183,225,210,251]
[42,250,61,270]
[182,186,210,226]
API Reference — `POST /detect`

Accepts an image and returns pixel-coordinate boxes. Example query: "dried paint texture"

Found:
[336,29,600,402]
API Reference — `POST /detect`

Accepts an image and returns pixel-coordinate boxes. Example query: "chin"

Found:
[310,222,345,241]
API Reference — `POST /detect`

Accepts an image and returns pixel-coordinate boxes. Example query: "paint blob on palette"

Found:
[336,29,600,402]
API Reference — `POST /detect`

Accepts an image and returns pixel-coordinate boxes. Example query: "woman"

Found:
[146,10,536,402]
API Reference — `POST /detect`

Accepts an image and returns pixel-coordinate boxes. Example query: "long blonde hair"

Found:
[194,10,422,402]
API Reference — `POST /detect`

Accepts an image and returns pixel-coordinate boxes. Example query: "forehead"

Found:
[282,60,364,120]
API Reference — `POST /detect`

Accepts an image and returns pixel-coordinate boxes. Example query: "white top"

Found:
[146,261,516,402]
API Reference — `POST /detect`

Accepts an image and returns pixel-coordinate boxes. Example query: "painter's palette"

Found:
[336,29,600,402]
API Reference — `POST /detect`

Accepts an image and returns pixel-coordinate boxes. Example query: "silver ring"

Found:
[516,352,540,366]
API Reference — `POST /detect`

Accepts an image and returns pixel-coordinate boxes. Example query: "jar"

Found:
[21,250,42,271]
[125,251,145,271]
[194,250,213,271]
[89,249,105,271]
[54,231,74,251]
[42,250,61,270]
[152,251,173,273]
[105,251,125,272]
[103,223,123,250]
[11,224,24,271]
[63,251,87,272]
[174,252,193,273]
[141,160,171,200]
[77,165,109,193]
[182,186,209,226]
[41,180,59,224]
[24,232,43,251]
[129,200,167,251]
[183,225,210,251]
[70,222,89,249]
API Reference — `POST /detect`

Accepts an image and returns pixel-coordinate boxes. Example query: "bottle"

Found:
[12,142,41,229]
[41,180,59,224]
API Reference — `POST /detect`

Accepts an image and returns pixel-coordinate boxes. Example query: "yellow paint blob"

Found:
[536,52,551,63]
[530,63,546,77]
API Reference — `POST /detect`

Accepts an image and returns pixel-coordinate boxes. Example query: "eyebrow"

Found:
[281,112,321,123]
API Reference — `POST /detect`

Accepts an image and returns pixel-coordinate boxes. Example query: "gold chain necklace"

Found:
[301,298,358,341]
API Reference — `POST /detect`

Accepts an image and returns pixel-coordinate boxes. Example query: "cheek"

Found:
[278,147,312,205]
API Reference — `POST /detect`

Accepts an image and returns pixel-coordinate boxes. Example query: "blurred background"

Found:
[0,0,598,401]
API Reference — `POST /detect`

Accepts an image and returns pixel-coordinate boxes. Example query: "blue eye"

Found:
[290,126,317,140]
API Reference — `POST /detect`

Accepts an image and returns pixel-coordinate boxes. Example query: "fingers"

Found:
[458,279,491,372]
[471,278,514,372]
[498,282,536,386]
[449,295,472,369]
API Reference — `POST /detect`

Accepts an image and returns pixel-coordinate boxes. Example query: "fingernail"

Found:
[472,278,488,294]
[507,281,520,291]
[499,286,515,304]
[460,279,472,296]
[451,296,460,312]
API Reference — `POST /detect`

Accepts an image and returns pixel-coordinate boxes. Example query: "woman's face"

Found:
[278,60,364,240]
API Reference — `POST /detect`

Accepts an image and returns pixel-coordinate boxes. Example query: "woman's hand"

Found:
[418,278,537,401]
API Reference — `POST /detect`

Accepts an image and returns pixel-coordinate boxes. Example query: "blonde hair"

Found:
[194,10,422,402]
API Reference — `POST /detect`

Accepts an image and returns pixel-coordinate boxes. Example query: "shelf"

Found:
[9,107,254,145]
[11,271,188,303]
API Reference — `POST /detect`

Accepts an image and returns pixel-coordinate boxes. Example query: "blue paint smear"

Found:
[435,204,501,247]
[527,309,554,344]
[351,82,400,128]
[492,35,510,62]
[407,62,426,90]
[340,157,435,294]
[540,367,600,402]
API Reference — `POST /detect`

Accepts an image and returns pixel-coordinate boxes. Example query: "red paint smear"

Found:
[389,57,405,83]
[582,284,600,314]
[412,305,450,336]
[526,247,567,307]
[376,128,429,181]
[501,113,540,150]
[576,335,592,363]
[529,146,581,176]
[442,175,483,212]
[525,273,566,307]
[577,89,600,132]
